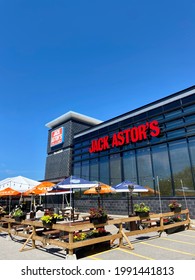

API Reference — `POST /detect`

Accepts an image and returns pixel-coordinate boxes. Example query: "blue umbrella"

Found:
[112,180,148,216]
[55,176,97,220]
[112,180,148,193]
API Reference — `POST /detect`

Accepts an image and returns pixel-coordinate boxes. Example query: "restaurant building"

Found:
[44,86,195,216]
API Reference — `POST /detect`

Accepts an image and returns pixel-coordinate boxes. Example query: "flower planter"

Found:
[42,221,53,228]
[170,207,181,213]
[14,215,26,222]
[135,211,150,218]
[90,216,108,224]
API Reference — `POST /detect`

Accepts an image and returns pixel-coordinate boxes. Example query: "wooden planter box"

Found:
[165,225,185,234]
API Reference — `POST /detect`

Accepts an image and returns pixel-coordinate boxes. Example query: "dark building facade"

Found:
[45,86,195,216]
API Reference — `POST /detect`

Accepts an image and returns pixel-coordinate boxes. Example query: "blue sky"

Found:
[0,0,195,181]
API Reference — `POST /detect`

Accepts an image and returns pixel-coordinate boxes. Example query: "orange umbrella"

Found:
[84,183,116,195]
[23,181,55,196]
[0,187,21,196]
[84,182,116,208]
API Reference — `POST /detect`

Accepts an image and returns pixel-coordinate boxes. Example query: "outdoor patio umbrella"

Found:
[22,181,55,211]
[84,182,116,208]
[55,176,97,220]
[0,187,22,213]
[0,187,21,197]
[112,180,148,216]
[23,181,55,196]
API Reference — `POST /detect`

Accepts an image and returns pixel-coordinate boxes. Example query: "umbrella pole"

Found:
[127,193,130,216]
[98,195,101,208]
[71,188,75,221]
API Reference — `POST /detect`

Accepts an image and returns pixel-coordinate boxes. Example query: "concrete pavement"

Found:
[1,221,195,260]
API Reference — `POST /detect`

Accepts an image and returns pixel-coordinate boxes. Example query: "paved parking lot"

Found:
[1,227,195,260]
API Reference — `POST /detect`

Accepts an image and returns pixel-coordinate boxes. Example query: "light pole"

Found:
[128,184,134,216]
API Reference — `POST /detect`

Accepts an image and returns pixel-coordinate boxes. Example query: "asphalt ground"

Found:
[1,222,195,260]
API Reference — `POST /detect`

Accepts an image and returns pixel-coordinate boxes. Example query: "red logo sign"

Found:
[89,120,160,153]
[50,127,64,147]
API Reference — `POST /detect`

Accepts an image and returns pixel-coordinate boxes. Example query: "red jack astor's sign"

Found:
[50,127,64,147]
[89,120,160,153]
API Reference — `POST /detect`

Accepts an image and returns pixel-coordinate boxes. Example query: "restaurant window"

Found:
[151,144,172,196]
[169,140,193,195]
[90,158,99,181]
[110,153,122,186]
[73,162,81,177]
[166,119,184,130]
[188,137,195,192]
[81,160,89,180]
[123,150,137,183]
[99,156,109,185]
[136,147,153,189]
[164,109,182,120]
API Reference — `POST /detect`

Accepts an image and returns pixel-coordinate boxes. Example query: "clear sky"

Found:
[0,0,195,182]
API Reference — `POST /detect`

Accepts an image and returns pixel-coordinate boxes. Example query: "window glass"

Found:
[188,137,195,194]
[73,162,81,177]
[73,155,81,161]
[73,149,82,155]
[166,119,184,130]
[81,160,89,180]
[152,144,172,196]
[99,156,109,185]
[123,151,137,182]
[182,94,195,105]
[147,106,163,117]
[90,158,99,181]
[82,140,90,146]
[136,147,153,189]
[186,125,195,135]
[166,129,185,140]
[169,140,193,195]
[110,153,122,186]
[183,104,195,113]
[164,109,182,120]
[74,143,82,148]
[163,100,181,111]
[184,114,195,124]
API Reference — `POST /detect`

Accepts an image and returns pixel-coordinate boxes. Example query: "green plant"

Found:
[134,202,150,213]
[12,208,24,217]
[89,207,107,218]
[40,215,54,224]
[53,213,63,220]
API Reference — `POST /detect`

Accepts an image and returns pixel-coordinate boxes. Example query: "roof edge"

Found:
[45,111,102,129]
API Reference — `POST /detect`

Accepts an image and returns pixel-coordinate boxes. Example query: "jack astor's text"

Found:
[89,120,160,153]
